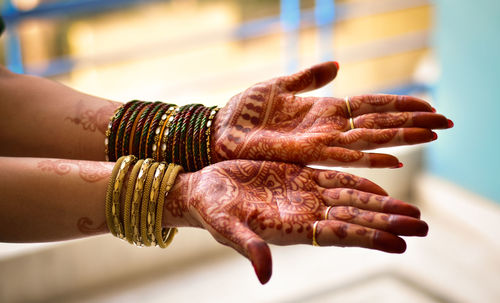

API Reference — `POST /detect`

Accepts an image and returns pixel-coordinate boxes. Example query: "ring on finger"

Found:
[344,96,355,130]
[324,206,333,220]
[344,96,353,117]
[312,221,320,247]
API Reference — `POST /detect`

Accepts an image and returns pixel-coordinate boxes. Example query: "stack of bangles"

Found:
[105,155,183,248]
[104,100,218,247]
[105,100,219,172]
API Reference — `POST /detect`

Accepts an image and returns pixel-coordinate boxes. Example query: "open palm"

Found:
[179,160,427,284]
[212,62,451,168]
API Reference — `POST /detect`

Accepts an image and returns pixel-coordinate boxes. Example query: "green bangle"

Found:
[115,102,141,160]
[139,102,163,159]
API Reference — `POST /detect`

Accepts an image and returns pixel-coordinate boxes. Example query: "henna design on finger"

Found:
[355,113,410,129]
[330,206,359,221]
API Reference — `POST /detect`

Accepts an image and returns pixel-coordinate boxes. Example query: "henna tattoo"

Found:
[161,158,426,280]
[77,217,107,235]
[178,161,324,243]
[65,100,117,134]
[37,159,113,183]
[331,206,359,221]
[212,64,438,167]
[212,82,379,165]
[355,113,410,129]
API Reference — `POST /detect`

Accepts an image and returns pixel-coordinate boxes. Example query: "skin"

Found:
[0,62,452,166]
[212,61,452,168]
[165,160,428,284]
[0,157,427,285]
[0,62,446,283]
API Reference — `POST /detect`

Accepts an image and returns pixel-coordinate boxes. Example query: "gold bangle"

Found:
[104,104,125,162]
[155,163,183,248]
[146,163,167,246]
[131,159,153,245]
[154,163,174,247]
[159,106,177,162]
[162,164,183,247]
[123,159,144,244]
[105,156,125,236]
[139,162,160,246]
[153,106,176,161]
[110,155,136,239]
[349,117,355,130]
[205,107,219,165]
[161,113,176,163]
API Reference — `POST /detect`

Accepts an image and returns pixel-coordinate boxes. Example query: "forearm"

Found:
[0,156,194,243]
[0,66,121,160]
[0,157,116,242]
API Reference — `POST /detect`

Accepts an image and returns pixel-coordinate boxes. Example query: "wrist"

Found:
[211,106,227,163]
[162,171,200,228]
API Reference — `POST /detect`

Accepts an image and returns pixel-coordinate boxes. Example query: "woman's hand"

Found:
[164,160,428,284]
[212,61,452,168]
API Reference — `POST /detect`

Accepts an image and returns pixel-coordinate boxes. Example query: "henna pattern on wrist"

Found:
[65,100,118,135]
[77,217,107,235]
[37,159,114,183]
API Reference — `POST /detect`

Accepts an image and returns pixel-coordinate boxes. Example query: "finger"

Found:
[323,206,428,236]
[347,95,433,117]
[314,169,388,196]
[338,128,436,150]
[353,112,451,130]
[321,188,421,218]
[310,147,400,168]
[312,220,407,253]
[278,61,339,94]
[207,216,272,284]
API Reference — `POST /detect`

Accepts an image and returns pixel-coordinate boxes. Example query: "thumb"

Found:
[278,61,339,94]
[209,217,273,284]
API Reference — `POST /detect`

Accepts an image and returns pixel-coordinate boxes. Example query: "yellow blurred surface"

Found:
[9,0,433,104]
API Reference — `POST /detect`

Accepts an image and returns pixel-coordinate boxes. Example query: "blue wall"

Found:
[429,0,500,202]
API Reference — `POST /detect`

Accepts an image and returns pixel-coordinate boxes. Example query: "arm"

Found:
[0,156,428,284]
[0,66,120,161]
[0,156,114,242]
[0,63,452,167]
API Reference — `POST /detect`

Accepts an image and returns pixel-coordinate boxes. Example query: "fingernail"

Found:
[391,162,404,169]
[417,221,429,237]
[447,119,454,128]
[431,131,438,141]
[373,231,406,253]
[431,107,437,113]
[333,61,339,70]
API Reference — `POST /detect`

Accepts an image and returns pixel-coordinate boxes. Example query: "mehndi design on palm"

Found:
[212,62,451,168]
[166,160,427,284]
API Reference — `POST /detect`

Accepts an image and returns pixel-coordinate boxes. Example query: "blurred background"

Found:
[0,0,499,302]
